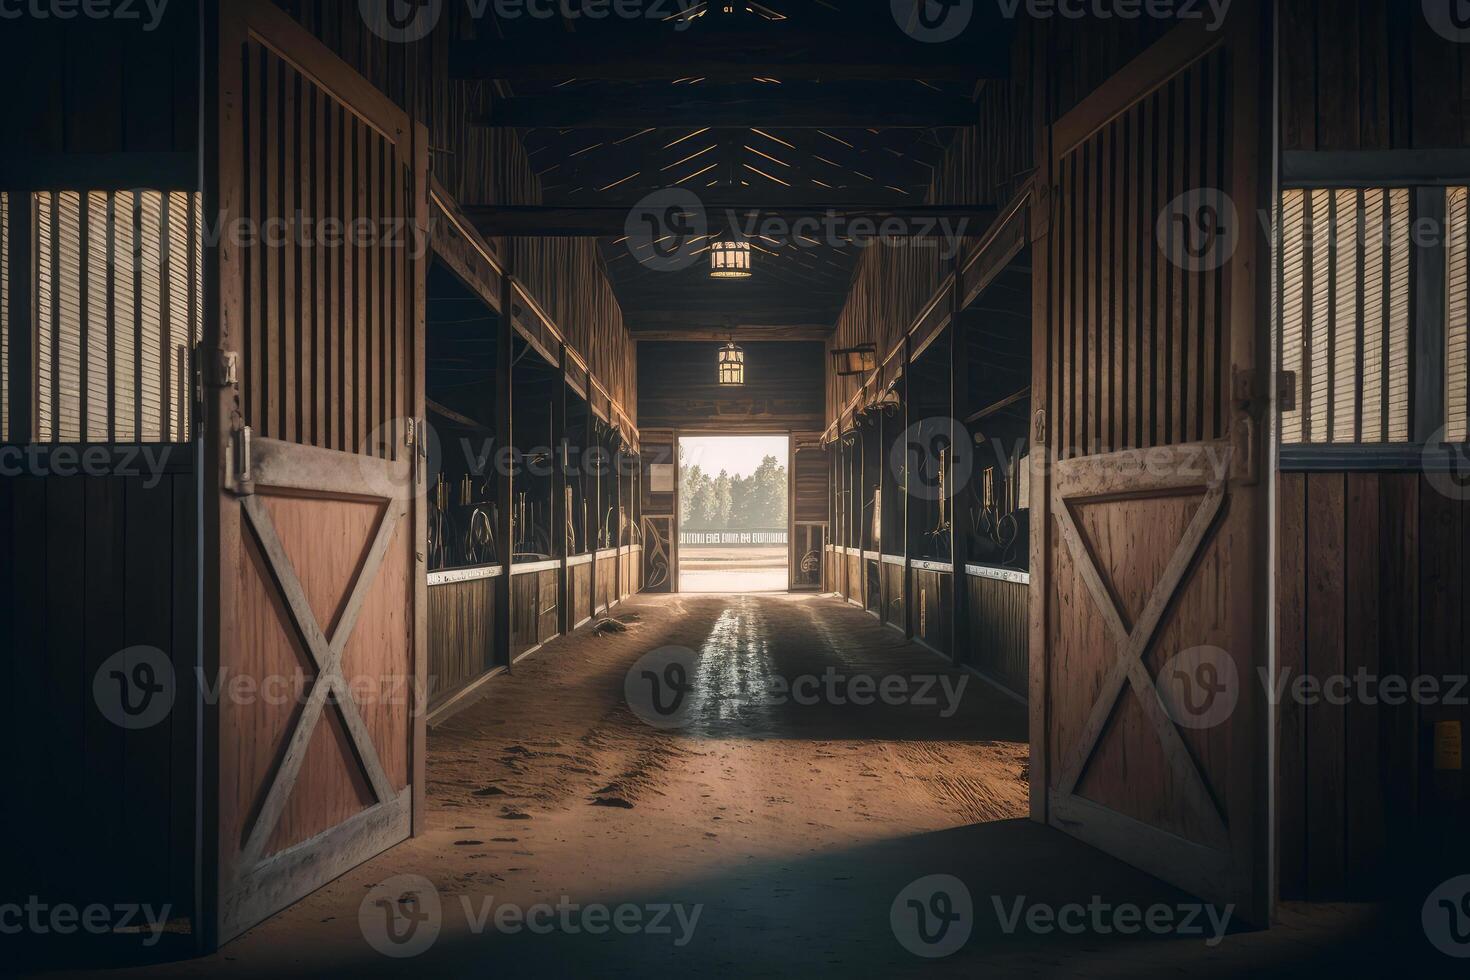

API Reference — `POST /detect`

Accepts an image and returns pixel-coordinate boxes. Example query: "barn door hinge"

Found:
[227,423,254,496]
[200,347,239,388]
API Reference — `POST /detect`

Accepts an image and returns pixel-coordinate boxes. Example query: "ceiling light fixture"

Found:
[717,340,745,385]
[709,235,752,279]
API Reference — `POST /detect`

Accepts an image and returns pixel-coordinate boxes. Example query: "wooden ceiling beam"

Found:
[483,86,978,128]
[628,324,832,342]
[466,202,996,237]
[449,30,1009,82]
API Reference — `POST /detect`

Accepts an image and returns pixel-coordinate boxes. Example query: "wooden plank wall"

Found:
[1272,1,1470,901]
[966,573,1029,696]
[427,578,496,707]
[638,341,825,432]
[281,3,638,432]
[0,13,199,160]
[911,568,953,656]
[825,23,1035,429]
[883,561,905,628]
[1280,0,1470,152]
[1047,43,1231,460]
[1277,472,1466,900]
[639,433,675,593]
[0,469,196,923]
[516,238,636,422]
[0,10,201,940]
[233,35,415,456]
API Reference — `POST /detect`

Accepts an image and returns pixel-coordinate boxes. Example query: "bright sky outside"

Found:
[679,435,789,479]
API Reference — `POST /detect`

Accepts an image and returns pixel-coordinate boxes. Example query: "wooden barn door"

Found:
[1030,7,1271,923]
[205,1,429,944]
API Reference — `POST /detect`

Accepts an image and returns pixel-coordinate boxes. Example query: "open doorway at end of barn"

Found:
[676,434,791,593]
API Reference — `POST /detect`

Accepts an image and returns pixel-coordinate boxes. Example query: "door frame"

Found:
[673,429,794,593]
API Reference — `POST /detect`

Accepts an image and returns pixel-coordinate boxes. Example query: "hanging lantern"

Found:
[717,341,745,385]
[709,236,752,278]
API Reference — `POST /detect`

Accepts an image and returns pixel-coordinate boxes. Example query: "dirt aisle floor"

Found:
[47,593,1441,978]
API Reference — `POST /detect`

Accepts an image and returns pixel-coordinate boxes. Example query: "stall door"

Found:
[1030,6,1271,923]
[206,0,429,944]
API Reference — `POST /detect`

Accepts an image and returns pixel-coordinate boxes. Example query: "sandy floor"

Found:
[33,593,1452,977]
[678,544,789,592]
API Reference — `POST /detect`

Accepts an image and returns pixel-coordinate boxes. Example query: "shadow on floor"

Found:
[151,819,1441,979]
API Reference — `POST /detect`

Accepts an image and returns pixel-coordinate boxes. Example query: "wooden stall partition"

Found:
[1276,472,1469,900]
[792,441,829,591]
[1030,6,1273,923]
[205,0,428,945]
[426,569,498,714]
[882,557,906,629]
[965,566,1030,700]
[640,431,676,593]
[910,564,954,657]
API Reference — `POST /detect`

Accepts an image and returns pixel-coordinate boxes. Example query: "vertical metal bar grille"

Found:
[1279,187,1412,444]
[1447,186,1469,442]
[29,189,202,444]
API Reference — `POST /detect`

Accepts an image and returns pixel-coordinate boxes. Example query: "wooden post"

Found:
[409,121,431,838]
[553,343,569,634]
[949,260,971,664]
[496,246,514,668]
[9,189,32,443]
[1028,15,1054,828]
[1414,187,1447,444]
[902,332,914,639]
[876,398,885,616]
[589,418,599,611]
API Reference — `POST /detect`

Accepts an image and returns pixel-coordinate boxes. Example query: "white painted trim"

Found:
[964,564,1030,585]
[911,559,953,573]
[511,558,560,575]
[428,564,503,586]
